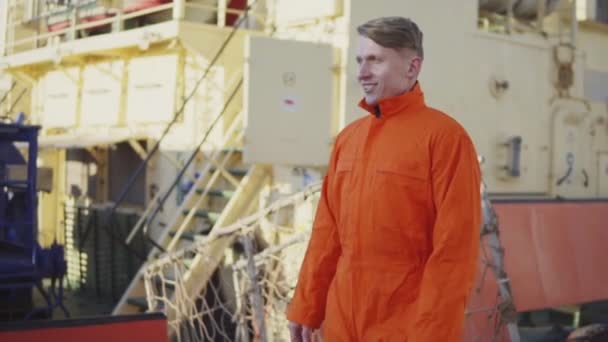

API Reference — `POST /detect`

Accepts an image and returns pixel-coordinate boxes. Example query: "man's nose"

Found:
[358,63,371,80]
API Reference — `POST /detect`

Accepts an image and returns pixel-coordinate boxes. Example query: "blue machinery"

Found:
[0,123,68,320]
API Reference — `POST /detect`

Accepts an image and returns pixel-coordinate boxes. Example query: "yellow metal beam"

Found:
[127,139,148,161]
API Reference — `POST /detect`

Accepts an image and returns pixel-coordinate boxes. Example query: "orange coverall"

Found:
[286,83,481,341]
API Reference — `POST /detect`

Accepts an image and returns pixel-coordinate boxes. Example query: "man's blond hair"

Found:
[357,17,424,59]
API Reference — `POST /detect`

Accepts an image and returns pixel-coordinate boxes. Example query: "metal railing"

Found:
[2,0,268,55]
[477,0,578,46]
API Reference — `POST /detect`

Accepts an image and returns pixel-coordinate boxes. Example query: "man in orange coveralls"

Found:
[287,16,481,342]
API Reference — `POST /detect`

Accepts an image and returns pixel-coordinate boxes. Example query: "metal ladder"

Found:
[113,100,267,314]
[112,1,266,314]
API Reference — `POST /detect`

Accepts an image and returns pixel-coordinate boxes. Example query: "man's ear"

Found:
[408,56,422,76]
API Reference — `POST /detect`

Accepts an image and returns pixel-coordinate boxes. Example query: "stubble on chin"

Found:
[365,95,378,106]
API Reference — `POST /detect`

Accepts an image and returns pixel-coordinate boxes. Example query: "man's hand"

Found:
[288,321,313,342]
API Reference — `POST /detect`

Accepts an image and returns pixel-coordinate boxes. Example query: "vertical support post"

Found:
[118,57,129,126]
[6,0,16,55]
[218,0,227,28]
[264,0,276,34]
[111,0,124,33]
[126,213,135,281]
[113,10,123,33]
[93,147,109,203]
[94,210,101,298]
[571,0,578,48]
[110,213,116,300]
[232,268,252,342]
[506,0,514,34]
[28,127,39,260]
[573,307,581,328]
[56,149,67,245]
[537,0,546,34]
[68,4,78,41]
[143,271,152,313]
[0,0,9,56]
[35,0,42,48]
[77,206,84,288]
[74,65,84,127]
[241,234,267,342]
[173,0,186,20]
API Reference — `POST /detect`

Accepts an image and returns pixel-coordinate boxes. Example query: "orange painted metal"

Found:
[463,201,608,341]
[496,201,608,311]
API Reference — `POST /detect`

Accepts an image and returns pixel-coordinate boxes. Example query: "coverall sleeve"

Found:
[409,132,481,341]
[286,144,342,328]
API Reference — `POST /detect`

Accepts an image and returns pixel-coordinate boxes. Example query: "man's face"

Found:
[356,36,419,106]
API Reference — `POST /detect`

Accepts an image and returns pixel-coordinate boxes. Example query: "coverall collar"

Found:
[358,81,425,118]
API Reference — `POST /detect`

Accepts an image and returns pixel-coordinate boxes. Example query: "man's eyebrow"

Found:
[356,54,380,61]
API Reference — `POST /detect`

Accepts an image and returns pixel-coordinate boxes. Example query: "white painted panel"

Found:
[244,36,333,166]
[551,100,595,198]
[584,68,608,102]
[598,153,608,196]
[42,67,80,128]
[0,1,8,56]
[274,0,342,25]
[126,54,178,124]
[81,61,123,126]
[184,55,225,151]
[345,1,561,195]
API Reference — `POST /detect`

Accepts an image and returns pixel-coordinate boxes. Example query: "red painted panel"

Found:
[124,0,172,13]
[227,0,248,26]
[0,315,167,342]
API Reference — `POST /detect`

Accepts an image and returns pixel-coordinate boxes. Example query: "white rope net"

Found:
[143,182,321,341]
[143,181,516,342]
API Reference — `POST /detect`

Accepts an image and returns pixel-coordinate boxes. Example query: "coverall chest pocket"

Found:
[372,160,429,248]
[334,157,354,230]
